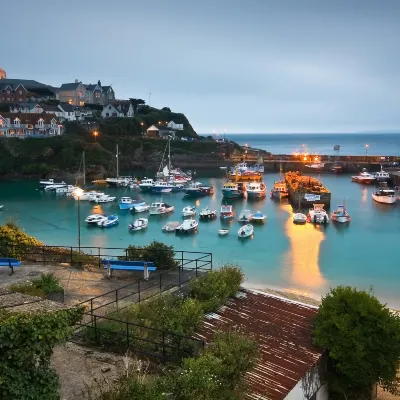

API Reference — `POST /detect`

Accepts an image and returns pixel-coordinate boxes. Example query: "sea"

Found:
[1,133,400,307]
[223,133,400,156]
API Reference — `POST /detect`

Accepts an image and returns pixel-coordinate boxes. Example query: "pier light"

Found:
[365,144,369,159]
[303,156,307,161]
[314,157,319,161]
[75,188,84,251]
[93,130,98,142]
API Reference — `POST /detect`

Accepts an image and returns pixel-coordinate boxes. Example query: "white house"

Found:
[167,120,184,130]
[146,125,159,137]
[101,103,123,118]
[57,103,76,121]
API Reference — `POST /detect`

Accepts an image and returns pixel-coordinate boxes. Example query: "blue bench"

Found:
[101,259,156,279]
[0,258,22,275]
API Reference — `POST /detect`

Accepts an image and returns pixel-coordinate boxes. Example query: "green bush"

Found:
[313,286,400,399]
[32,273,63,294]
[189,264,244,312]
[124,240,178,270]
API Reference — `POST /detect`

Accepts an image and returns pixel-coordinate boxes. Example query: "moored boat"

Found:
[199,207,217,220]
[247,181,267,199]
[118,197,146,210]
[182,205,196,217]
[85,214,107,225]
[271,181,289,199]
[99,214,119,228]
[129,218,148,231]
[149,201,174,215]
[293,213,307,224]
[218,229,229,235]
[175,218,198,234]
[138,178,155,192]
[250,211,266,223]
[220,205,235,219]
[372,189,396,204]
[238,224,254,238]
[162,221,181,232]
[307,204,329,224]
[238,209,252,223]
[374,166,390,182]
[184,181,214,197]
[93,194,116,203]
[351,169,375,184]
[133,203,150,213]
[331,203,351,223]
[221,182,245,199]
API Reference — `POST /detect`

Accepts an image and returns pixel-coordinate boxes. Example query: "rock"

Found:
[101,366,111,373]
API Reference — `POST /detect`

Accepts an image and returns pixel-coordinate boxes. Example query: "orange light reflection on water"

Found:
[282,204,326,291]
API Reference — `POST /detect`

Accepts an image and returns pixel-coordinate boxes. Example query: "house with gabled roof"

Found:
[57,80,86,107]
[84,83,103,104]
[101,103,124,118]
[0,79,56,103]
[101,85,115,105]
[0,112,62,137]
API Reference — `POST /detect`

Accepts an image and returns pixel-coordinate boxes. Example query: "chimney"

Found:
[75,79,78,83]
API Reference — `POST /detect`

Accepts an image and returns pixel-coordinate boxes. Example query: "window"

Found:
[38,119,44,128]
[78,91,83,97]
[19,90,22,95]
[14,119,20,127]
[106,113,109,117]
[7,98,10,101]
[0,120,2,127]
[19,98,22,102]
[6,90,10,94]
[109,105,112,109]
[79,101,84,107]
[68,99,73,105]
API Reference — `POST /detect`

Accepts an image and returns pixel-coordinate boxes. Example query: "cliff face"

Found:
[0,135,227,179]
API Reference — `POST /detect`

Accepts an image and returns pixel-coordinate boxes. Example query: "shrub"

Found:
[124,240,178,270]
[313,286,400,399]
[9,282,46,298]
[9,273,63,298]
[189,264,244,312]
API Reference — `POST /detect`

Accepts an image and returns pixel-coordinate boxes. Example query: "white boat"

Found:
[199,207,217,220]
[129,218,148,231]
[98,215,119,228]
[39,178,56,188]
[238,224,254,238]
[246,182,267,199]
[238,209,252,222]
[149,201,174,215]
[85,214,107,225]
[372,189,397,204]
[55,185,76,194]
[293,213,307,224]
[218,229,229,235]
[250,211,266,223]
[44,183,67,191]
[374,166,390,182]
[138,178,155,192]
[0,205,4,210]
[162,221,181,232]
[307,204,329,224]
[175,218,198,234]
[331,203,351,223]
[305,163,325,170]
[182,206,196,217]
[94,195,116,203]
[133,203,150,213]
[351,169,375,184]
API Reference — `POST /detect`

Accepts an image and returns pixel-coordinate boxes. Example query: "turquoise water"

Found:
[1,174,400,307]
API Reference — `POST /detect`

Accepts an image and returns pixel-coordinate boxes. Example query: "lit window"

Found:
[0,120,2,127]
[19,90,22,95]
[79,101,84,106]
[68,99,73,105]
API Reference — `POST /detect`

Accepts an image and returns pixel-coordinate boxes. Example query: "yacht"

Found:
[85,214,107,225]
[138,178,155,192]
[372,189,397,204]
[374,166,390,182]
[74,191,103,201]
[151,180,184,193]
[44,183,67,191]
[246,182,267,199]
[55,185,76,194]
[93,194,116,203]
[149,201,174,215]
[175,218,198,234]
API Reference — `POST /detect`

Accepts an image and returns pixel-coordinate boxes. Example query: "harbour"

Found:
[1,169,400,308]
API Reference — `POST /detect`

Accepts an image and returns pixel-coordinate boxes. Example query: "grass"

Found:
[9,273,63,298]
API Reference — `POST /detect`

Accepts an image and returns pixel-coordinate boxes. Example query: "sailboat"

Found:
[293,184,307,224]
[105,144,135,187]
[271,162,289,199]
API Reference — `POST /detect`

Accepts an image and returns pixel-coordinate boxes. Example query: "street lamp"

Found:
[365,144,369,160]
[93,130,98,142]
[140,122,144,136]
[74,187,84,251]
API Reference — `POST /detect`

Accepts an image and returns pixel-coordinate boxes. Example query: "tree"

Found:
[161,107,171,112]
[129,98,146,114]
[313,286,400,399]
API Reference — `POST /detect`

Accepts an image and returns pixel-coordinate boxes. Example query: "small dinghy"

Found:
[238,209,252,222]
[99,215,119,228]
[129,218,148,231]
[162,221,181,232]
[293,213,307,224]
[182,205,196,217]
[238,224,254,238]
[218,229,229,236]
[250,211,266,223]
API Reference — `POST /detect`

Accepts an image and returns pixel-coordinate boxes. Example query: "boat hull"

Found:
[331,215,350,223]
[199,213,217,220]
[247,190,266,199]
[119,203,134,210]
[271,190,289,199]
[222,189,243,199]
[372,194,396,204]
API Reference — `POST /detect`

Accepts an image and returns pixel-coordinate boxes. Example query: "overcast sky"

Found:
[1,0,400,134]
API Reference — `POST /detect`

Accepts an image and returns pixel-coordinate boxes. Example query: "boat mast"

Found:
[83,151,86,186]
[116,144,119,178]
[168,135,171,180]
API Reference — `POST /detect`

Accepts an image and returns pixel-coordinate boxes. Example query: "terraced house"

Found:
[0,79,56,103]
[0,113,62,137]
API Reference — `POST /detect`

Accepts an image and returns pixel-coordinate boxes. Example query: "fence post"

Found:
[70,247,73,264]
[181,251,184,270]
[126,322,130,347]
[210,253,213,270]
[138,281,141,303]
[94,315,98,342]
[125,248,128,261]
[196,259,198,276]
[98,247,101,268]
[42,246,46,266]
[179,265,181,287]
[116,289,119,311]
[159,273,162,292]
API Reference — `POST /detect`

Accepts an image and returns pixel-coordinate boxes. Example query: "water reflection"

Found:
[282,204,326,290]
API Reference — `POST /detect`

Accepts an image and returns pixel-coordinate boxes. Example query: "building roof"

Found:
[0,112,59,124]
[60,82,83,91]
[147,125,159,131]
[84,84,101,92]
[39,103,61,113]
[58,102,75,112]
[194,289,323,400]
[10,102,41,110]
[0,78,50,90]
[102,85,113,93]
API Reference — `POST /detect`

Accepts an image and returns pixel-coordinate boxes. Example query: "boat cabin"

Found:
[221,205,233,213]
